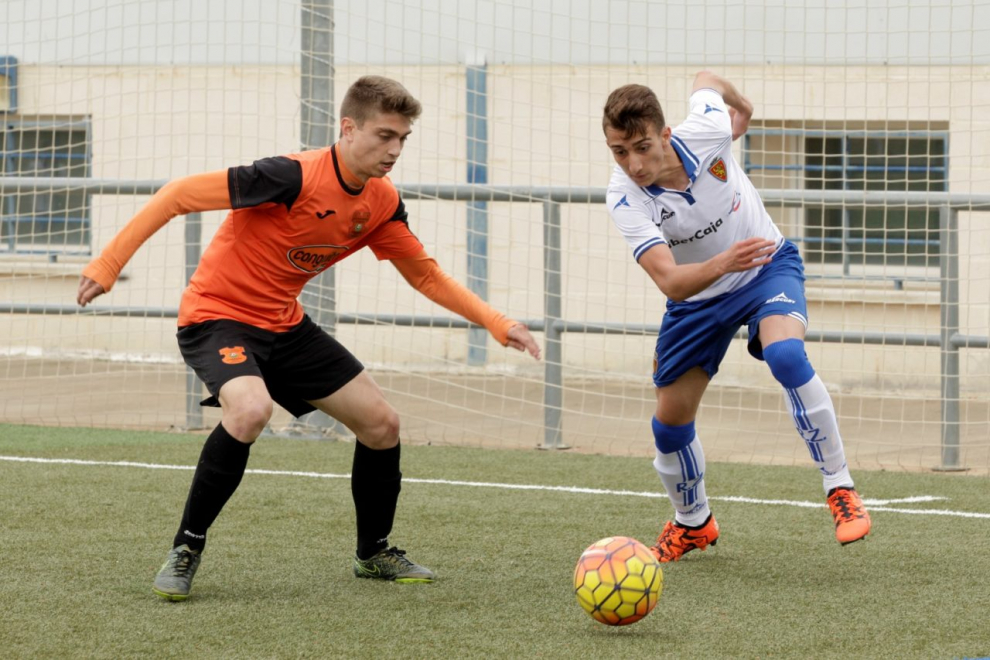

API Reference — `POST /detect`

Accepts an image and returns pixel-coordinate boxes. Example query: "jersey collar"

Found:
[331,144,365,196]
[669,134,701,183]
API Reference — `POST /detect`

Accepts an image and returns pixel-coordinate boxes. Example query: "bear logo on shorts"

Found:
[219,346,248,365]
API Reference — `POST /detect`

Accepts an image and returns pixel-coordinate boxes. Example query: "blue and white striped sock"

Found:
[784,374,853,493]
[652,418,709,527]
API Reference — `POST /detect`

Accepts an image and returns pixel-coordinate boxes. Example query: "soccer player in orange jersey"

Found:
[77,76,541,600]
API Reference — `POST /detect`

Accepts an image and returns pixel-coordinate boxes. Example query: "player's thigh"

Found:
[654,366,710,425]
[307,370,399,444]
[263,315,366,418]
[218,375,274,419]
[758,314,806,348]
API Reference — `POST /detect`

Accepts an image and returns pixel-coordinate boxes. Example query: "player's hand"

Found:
[506,323,542,360]
[729,107,750,141]
[720,238,775,273]
[76,276,106,307]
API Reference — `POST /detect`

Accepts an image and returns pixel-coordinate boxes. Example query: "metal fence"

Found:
[2,177,989,468]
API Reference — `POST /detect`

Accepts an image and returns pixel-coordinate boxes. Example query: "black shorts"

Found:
[177,315,365,417]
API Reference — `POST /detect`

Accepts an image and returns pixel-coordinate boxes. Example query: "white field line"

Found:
[1,454,988,520]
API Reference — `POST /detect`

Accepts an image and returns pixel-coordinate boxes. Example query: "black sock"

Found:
[351,439,401,560]
[172,423,251,552]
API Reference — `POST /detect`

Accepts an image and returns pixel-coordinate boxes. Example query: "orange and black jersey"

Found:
[181,145,422,330]
[82,145,517,343]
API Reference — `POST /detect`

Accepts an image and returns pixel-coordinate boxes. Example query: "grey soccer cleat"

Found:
[152,544,202,601]
[353,547,436,583]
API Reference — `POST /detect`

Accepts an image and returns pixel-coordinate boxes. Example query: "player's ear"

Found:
[340,116,356,140]
[659,125,671,143]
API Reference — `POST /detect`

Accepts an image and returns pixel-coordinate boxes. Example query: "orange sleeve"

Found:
[81,170,231,292]
[391,250,517,346]
[367,217,424,260]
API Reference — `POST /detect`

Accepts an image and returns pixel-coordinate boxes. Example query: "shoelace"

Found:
[168,549,198,576]
[830,490,863,522]
[383,547,414,567]
[655,523,684,552]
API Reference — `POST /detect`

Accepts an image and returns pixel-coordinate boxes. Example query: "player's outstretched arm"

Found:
[77,170,231,306]
[391,250,541,360]
[638,238,775,302]
[692,70,753,140]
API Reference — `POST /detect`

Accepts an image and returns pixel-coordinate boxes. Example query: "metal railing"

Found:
[2,177,990,468]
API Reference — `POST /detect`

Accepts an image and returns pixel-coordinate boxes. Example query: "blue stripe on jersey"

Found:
[670,135,700,182]
[634,237,666,261]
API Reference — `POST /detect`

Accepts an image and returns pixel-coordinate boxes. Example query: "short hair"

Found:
[602,84,666,138]
[339,75,422,127]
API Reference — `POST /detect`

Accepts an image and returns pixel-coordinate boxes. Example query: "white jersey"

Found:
[606,88,783,301]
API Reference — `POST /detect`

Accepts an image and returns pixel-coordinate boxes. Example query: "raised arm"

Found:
[692,71,754,141]
[637,238,775,303]
[77,170,231,306]
[390,250,541,359]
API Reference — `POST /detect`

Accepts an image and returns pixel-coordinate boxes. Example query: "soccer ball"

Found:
[573,536,663,626]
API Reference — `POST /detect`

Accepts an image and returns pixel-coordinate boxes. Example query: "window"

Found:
[1,118,91,255]
[744,123,948,272]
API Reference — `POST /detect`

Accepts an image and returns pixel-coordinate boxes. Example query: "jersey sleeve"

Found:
[670,89,733,184]
[606,188,666,262]
[367,196,424,260]
[227,156,303,210]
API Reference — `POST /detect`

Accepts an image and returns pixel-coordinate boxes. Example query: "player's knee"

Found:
[223,396,273,442]
[357,403,400,449]
[652,417,696,454]
[763,338,815,388]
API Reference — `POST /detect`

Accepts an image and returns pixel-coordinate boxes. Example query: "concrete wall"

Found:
[2,62,989,395]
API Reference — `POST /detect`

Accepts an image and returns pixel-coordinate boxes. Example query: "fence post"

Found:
[184,212,204,429]
[937,205,963,470]
[465,55,489,366]
[283,0,350,439]
[540,200,567,449]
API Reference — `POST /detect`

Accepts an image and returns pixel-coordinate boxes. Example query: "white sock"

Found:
[653,433,710,527]
[783,374,854,493]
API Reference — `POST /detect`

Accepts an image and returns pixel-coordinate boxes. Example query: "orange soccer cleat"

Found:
[651,514,720,563]
[827,487,872,545]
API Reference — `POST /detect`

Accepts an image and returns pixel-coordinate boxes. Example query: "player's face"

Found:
[605,124,669,186]
[342,112,413,181]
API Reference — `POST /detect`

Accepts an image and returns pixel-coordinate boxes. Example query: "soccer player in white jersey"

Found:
[603,72,871,562]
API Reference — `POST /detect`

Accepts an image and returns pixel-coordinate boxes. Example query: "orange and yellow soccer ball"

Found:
[573,536,663,626]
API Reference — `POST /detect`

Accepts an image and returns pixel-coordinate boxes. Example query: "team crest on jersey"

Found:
[287,244,349,274]
[708,158,727,182]
[219,346,247,365]
[350,211,371,236]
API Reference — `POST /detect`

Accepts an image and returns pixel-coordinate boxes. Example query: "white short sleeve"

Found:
[671,89,733,183]
[606,188,666,262]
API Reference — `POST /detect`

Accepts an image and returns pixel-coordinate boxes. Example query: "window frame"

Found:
[1,116,93,257]
[742,124,949,283]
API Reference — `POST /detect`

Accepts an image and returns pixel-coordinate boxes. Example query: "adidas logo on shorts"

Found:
[766,292,796,304]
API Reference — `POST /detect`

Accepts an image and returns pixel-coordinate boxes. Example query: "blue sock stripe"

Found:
[675,451,689,506]
[788,388,824,461]
[786,388,812,431]
[681,445,701,506]
[793,390,816,440]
